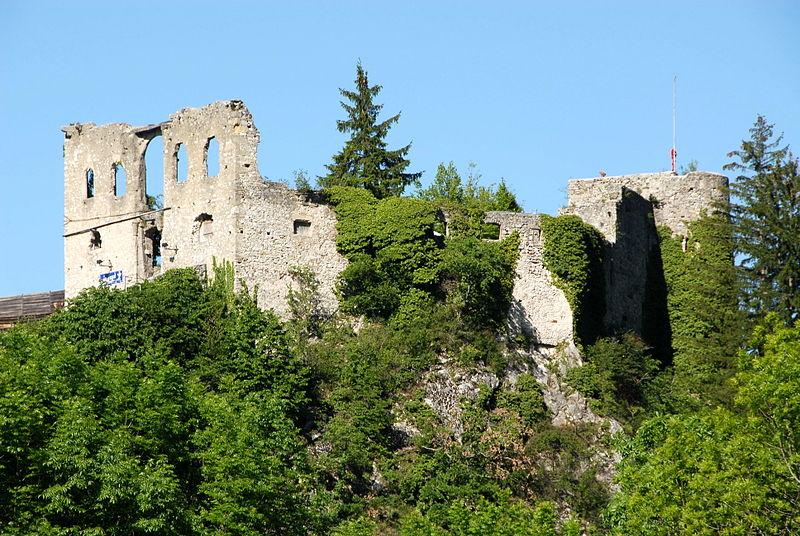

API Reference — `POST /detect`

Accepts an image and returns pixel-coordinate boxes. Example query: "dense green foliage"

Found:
[564,213,746,428]
[724,116,800,325]
[608,318,800,535]
[318,63,421,198]
[600,120,800,534]
[565,334,658,430]
[655,215,745,410]
[416,162,520,212]
[325,186,519,330]
[540,214,606,345]
[0,266,315,535]
[6,109,800,534]
[416,162,522,238]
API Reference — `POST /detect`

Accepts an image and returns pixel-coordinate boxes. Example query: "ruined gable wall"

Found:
[158,101,346,318]
[63,122,155,297]
[159,101,255,276]
[63,101,346,319]
[484,212,573,346]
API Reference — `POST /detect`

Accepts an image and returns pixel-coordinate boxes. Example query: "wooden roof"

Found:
[0,290,65,328]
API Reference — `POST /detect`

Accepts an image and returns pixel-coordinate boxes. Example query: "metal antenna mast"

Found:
[671,76,677,172]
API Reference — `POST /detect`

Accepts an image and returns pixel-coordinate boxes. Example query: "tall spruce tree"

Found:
[724,116,800,325]
[319,62,421,198]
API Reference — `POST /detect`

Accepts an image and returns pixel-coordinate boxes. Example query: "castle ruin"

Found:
[63,101,727,347]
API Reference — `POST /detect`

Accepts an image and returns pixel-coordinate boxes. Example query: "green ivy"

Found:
[540,214,606,345]
[325,186,519,330]
[655,213,745,410]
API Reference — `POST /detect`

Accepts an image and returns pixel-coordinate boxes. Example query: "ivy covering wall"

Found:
[540,214,606,345]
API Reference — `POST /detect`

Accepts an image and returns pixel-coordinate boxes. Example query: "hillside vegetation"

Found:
[2,66,798,533]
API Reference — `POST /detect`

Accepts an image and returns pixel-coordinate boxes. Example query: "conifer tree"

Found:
[319,62,421,198]
[724,116,800,325]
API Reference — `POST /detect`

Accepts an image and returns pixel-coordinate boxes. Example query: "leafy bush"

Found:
[440,235,519,330]
[0,269,316,535]
[326,186,518,329]
[565,334,658,428]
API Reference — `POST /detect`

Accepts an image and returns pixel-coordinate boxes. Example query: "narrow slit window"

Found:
[293,219,311,236]
[206,137,220,177]
[176,143,188,182]
[86,169,95,198]
[113,163,126,196]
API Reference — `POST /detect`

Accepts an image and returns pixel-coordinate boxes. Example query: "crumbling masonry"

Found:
[63,101,727,347]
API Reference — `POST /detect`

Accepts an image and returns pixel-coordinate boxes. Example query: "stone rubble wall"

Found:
[63,102,725,350]
[62,121,158,297]
[484,211,573,346]
[235,182,347,320]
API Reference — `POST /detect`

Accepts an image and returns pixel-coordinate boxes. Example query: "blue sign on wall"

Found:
[99,270,123,286]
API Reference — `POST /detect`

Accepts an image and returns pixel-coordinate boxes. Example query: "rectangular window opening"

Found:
[481,222,501,240]
[293,219,311,236]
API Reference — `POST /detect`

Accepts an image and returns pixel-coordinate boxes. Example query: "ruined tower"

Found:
[63,101,347,318]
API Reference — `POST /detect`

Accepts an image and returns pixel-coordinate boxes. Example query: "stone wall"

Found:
[159,101,255,281]
[63,121,160,297]
[560,171,728,335]
[484,212,573,346]
[63,102,725,350]
[235,182,346,320]
[561,171,728,239]
[63,101,346,320]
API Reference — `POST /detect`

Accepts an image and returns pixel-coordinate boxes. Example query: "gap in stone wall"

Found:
[176,143,188,183]
[145,136,164,208]
[113,163,126,197]
[206,137,220,177]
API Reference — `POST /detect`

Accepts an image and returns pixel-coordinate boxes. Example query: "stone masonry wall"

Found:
[560,171,728,335]
[236,182,347,320]
[484,212,573,346]
[63,101,346,321]
[64,102,725,350]
[561,171,728,240]
[159,101,254,278]
[63,121,160,297]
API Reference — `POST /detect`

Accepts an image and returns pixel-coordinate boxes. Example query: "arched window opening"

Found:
[113,163,126,196]
[175,143,188,183]
[144,226,162,267]
[205,137,220,177]
[144,135,164,209]
[86,169,95,198]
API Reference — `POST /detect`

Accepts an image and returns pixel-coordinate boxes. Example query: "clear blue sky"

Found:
[1,0,798,296]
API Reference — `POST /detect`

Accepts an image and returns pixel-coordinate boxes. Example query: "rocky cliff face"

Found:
[393,342,622,494]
